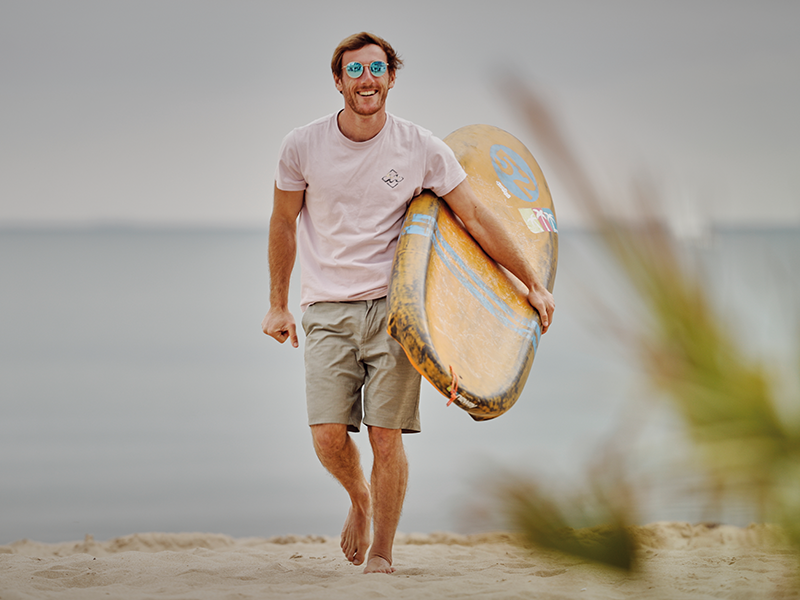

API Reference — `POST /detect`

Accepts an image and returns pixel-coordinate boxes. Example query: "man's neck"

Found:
[337,109,387,142]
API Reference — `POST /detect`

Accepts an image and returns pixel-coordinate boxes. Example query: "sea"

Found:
[1,227,798,544]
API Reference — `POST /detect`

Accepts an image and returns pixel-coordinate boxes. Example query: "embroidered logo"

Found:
[382,169,404,188]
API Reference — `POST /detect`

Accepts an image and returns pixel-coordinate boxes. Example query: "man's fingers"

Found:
[539,308,549,334]
[271,325,298,347]
[542,303,554,334]
[529,292,555,335]
[262,311,299,347]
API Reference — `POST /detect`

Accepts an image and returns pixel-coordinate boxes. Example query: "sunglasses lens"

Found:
[369,61,387,76]
[345,62,364,78]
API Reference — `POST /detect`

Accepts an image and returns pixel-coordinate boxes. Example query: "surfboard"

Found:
[387,124,558,421]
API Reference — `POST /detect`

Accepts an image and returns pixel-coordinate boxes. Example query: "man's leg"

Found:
[310,423,372,566]
[363,425,408,574]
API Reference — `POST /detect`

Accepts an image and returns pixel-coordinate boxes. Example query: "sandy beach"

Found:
[1,522,797,599]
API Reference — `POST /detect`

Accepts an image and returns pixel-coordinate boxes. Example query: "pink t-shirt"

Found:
[275,112,467,310]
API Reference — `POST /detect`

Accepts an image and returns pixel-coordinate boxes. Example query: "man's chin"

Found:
[347,94,387,117]
[351,105,383,118]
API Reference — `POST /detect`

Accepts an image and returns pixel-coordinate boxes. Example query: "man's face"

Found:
[334,44,395,117]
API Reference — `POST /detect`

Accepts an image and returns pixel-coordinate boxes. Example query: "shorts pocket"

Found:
[301,304,314,335]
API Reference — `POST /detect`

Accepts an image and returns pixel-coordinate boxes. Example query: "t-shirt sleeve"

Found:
[274,130,308,192]
[422,135,467,197]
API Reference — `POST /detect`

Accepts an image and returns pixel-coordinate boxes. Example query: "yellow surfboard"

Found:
[387,124,558,421]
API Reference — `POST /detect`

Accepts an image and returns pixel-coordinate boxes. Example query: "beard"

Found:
[343,84,389,117]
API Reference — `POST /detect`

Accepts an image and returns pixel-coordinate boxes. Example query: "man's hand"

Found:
[527,286,555,335]
[262,307,299,348]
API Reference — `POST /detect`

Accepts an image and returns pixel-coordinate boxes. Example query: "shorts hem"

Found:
[362,420,421,434]
[308,419,361,433]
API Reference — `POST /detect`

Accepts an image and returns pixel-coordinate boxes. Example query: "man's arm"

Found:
[261,184,305,347]
[441,180,555,333]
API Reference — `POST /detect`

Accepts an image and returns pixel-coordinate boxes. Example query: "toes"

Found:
[341,539,355,563]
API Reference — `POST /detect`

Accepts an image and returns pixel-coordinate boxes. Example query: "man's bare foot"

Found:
[341,499,371,566]
[363,556,395,574]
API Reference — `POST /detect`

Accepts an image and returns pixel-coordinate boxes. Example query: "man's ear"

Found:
[334,74,343,94]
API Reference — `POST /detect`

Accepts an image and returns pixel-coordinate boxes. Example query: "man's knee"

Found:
[368,426,403,461]
[311,423,349,456]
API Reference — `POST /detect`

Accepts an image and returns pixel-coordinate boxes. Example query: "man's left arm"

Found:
[441,180,555,333]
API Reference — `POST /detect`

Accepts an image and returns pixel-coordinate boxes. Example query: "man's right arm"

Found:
[261,184,305,348]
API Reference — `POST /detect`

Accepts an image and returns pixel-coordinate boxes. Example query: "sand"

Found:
[1,523,797,599]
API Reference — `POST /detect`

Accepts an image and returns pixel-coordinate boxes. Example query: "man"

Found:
[262,32,555,574]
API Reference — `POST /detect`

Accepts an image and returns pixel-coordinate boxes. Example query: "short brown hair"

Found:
[331,32,403,79]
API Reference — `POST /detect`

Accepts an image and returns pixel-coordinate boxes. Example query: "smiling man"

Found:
[262,32,554,574]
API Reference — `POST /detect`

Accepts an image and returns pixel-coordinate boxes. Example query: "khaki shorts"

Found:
[301,298,421,433]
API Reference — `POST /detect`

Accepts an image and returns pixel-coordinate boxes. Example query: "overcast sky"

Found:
[2,0,798,229]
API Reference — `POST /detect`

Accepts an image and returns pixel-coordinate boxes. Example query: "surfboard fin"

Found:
[469,413,496,422]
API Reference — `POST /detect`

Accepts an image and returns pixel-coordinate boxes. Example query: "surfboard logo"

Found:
[382,169,404,188]
[519,207,557,234]
[490,145,539,202]
[495,181,512,199]
[453,394,477,409]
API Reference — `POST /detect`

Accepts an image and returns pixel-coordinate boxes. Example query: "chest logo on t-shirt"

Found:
[382,169,404,188]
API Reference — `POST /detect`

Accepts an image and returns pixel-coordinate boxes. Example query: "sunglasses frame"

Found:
[344,61,388,79]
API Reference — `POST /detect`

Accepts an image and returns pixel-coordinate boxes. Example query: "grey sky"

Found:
[2,0,798,228]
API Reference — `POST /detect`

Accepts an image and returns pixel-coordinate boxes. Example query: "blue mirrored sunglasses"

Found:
[344,61,388,78]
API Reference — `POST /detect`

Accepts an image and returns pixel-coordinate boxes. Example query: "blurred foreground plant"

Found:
[499,476,638,571]
[498,80,800,567]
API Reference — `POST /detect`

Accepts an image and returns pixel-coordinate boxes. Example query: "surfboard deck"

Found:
[387,124,557,421]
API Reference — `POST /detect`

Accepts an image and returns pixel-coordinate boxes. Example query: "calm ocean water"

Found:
[1,227,797,544]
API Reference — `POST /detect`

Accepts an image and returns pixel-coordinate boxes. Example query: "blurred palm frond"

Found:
[497,78,800,561]
[500,478,637,571]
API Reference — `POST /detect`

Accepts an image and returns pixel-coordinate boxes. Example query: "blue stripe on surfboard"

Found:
[431,227,540,345]
[402,214,434,236]
[412,214,435,225]
[402,213,435,237]
[403,225,431,236]
[400,212,541,348]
